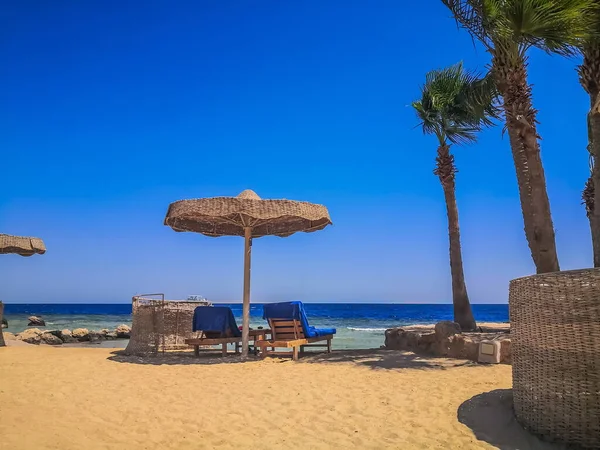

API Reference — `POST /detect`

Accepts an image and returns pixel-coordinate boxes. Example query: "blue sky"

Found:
[0,1,591,304]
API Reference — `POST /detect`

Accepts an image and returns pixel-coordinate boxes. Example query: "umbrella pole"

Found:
[241,227,252,358]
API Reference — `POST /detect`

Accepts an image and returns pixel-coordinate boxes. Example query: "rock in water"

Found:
[88,331,105,342]
[17,328,43,344]
[72,328,90,341]
[115,324,131,338]
[40,332,63,345]
[3,332,16,341]
[434,321,462,340]
[27,316,46,326]
[59,329,76,343]
[99,329,117,340]
[104,331,118,340]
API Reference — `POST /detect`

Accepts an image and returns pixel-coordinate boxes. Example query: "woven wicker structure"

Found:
[164,189,332,357]
[510,268,600,448]
[1,234,45,346]
[0,234,46,256]
[0,302,6,348]
[124,295,212,356]
[164,189,331,238]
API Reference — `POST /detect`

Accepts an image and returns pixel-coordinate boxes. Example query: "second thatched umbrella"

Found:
[0,234,46,256]
[164,189,332,357]
[0,233,46,347]
[0,234,46,257]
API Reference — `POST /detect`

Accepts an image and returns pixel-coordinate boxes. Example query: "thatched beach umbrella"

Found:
[0,234,46,347]
[164,189,332,357]
[0,234,46,257]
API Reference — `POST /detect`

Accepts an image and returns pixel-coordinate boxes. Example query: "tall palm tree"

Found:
[443,0,597,274]
[578,31,600,267]
[413,63,498,330]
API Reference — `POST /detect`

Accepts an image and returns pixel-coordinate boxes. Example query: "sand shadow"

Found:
[107,349,267,366]
[300,349,478,370]
[458,389,581,450]
[106,348,478,369]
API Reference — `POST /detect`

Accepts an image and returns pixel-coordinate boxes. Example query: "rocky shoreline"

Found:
[385,321,511,364]
[3,324,131,346]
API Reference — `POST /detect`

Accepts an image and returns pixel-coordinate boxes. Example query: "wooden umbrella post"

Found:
[241,227,252,358]
[0,301,5,348]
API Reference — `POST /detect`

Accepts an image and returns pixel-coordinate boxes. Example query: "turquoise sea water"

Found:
[3,303,508,350]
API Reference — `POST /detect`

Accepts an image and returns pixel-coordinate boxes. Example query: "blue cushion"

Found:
[308,326,336,336]
[192,306,241,337]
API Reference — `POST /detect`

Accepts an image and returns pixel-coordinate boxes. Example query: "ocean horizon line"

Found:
[2,301,508,306]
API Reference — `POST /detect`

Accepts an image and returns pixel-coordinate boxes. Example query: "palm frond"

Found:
[412,62,500,146]
[442,0,495,49]
[442,0,599,56]
[445,124,480,145]
[465,70,502,125]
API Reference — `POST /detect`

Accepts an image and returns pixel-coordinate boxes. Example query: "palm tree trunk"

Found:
[586,167,600,267]
[579,43,600,267]
[493,50,560,274]
[583,158,600,267]
[582,175,597,264]
[435,144,476,331]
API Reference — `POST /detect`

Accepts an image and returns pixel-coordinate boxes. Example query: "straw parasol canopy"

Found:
[0,234,46,257]
[0,233,45,347]
[165,189,331,238]
[164,189,332,357]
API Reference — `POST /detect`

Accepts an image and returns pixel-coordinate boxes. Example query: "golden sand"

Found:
[0,346,512,449]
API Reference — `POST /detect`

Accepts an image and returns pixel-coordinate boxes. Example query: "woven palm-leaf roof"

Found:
[0,234,46,256]
[164,190,332,238]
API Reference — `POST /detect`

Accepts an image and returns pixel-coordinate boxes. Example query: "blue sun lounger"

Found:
[184,306,269,356]
[256,301,336,360]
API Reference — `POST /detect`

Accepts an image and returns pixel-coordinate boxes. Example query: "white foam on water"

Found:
[346,327,387,332]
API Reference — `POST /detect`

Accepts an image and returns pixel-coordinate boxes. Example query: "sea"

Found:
[3,303,509,350]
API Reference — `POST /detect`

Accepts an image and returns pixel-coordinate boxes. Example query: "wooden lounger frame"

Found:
[185,329,270,357]
[256,318,333,361]
[185,336,241,356]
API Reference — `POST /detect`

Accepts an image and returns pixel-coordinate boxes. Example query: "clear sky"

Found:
[0,1,591,304]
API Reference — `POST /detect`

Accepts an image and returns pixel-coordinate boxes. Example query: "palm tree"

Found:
[443,0,597,274]
[413,63,498,330]
[578,30,600,267]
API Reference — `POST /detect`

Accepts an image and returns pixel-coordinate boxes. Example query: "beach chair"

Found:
[184,306,269,356]
[257,301,336,360]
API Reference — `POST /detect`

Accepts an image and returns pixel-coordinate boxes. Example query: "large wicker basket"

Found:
[124,295,211,356]
[509,268,600,448]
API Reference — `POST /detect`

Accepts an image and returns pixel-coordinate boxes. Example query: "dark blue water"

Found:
[4,303,134,315]
[3,302,508,323]
[3,303,508,349]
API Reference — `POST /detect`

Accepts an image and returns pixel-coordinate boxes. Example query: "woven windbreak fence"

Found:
[124,296,211,356]
[509,268,600,448]
[0,302,5,347]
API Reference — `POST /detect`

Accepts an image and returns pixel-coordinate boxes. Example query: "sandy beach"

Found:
[0,345,516,450]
